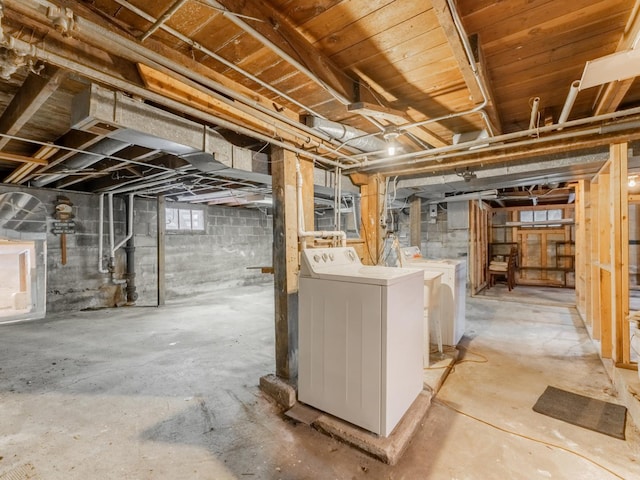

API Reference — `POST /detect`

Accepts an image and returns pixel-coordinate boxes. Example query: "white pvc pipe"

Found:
[529,97,540,131]
[98,193,109,273]
[113,194,135,252]
[558,80,581,128]
[296,162,346,249]
[108,193,115,268]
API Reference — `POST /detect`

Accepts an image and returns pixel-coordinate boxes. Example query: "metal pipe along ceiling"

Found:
[345,107,640,173]
[19,0,356,161]
[111,0,328,120]
[0,20,347,170]
[305,117,387,152]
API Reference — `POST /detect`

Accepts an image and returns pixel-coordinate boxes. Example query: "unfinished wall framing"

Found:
[489,204,576,288]
[576,142,632,367]
[470,200,490,294]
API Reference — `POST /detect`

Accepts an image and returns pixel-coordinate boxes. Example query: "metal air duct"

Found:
[32,138,130,187]
[304,116,387,153]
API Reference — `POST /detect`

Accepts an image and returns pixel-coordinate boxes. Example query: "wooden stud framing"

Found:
[490,204,575,287]
[577,142,632,365]
[575,180,591,319]
[611,143,630,364]
[590,179,601,338]
[470,200,489,294]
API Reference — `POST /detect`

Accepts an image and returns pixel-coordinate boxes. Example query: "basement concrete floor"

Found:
[1,283,639,479]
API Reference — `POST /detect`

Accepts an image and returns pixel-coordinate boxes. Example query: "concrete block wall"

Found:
[0,186,126,313]
[0,185,273,313]
[393,199,469,261]
[161,202,273,299]
[419,201,469,260]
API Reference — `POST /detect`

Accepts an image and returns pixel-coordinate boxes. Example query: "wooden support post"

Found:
[360,174,382,265]
[272,146,300,381]
[410,196,422,248]
[300,159,315,236]
[157,195,166,306]
[590,180,601,337]
[575,180,591,319]
[610,142,630,364]
[599,172,612,355]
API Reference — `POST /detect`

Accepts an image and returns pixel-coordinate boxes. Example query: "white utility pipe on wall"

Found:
[98,193,109,273]
[98,193,135,276]
[113,194,135,253]
[296,162,346,249]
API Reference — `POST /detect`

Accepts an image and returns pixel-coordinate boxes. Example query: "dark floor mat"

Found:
[532,385,627,440]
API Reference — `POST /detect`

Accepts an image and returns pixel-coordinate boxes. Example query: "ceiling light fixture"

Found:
[629,175,637,188]
[382,126,400,156]
[456,167,477,182]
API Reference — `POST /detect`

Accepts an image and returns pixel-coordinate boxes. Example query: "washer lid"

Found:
[300,247,423,285]
[308,264,424,286]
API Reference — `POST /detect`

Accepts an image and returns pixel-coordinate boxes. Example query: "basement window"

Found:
[519,209,563,228]
[166,206,205,232]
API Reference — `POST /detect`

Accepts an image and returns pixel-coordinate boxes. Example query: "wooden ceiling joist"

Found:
[3,145,59,184]
[594,0,640,114]
[432,0,502,135]
[0,66,66,151]
[212,0,357,105]
[0,151,49,166]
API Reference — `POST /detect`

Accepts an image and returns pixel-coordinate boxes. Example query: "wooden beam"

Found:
[0,152,49,165]
[431,0,502,134]
[137,63,335,155]
[594,79,635,116]
[593,0,640,114]
[4,145,58,183]
[5,0,296,123]
[214,0,356,104]
[432,0,481,103]
[0,66,66,151]
[271,145,300,380]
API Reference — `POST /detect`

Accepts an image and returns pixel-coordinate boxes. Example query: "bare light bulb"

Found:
[387,144,396,156]
[629,177,636,187]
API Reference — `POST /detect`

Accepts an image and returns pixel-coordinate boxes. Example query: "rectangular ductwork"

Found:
[71,84,269,182]
[71,84,357,195]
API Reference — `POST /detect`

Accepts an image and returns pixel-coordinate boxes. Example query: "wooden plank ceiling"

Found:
[0,0,639,202]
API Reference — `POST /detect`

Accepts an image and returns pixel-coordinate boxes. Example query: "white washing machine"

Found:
[399,246,466,346]
[298,247,424,437]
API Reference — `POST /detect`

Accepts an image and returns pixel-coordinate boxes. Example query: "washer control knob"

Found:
[313,254,320,263]
[347,250,356,262]
[329,253,335,261]
[322,253,328,262]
